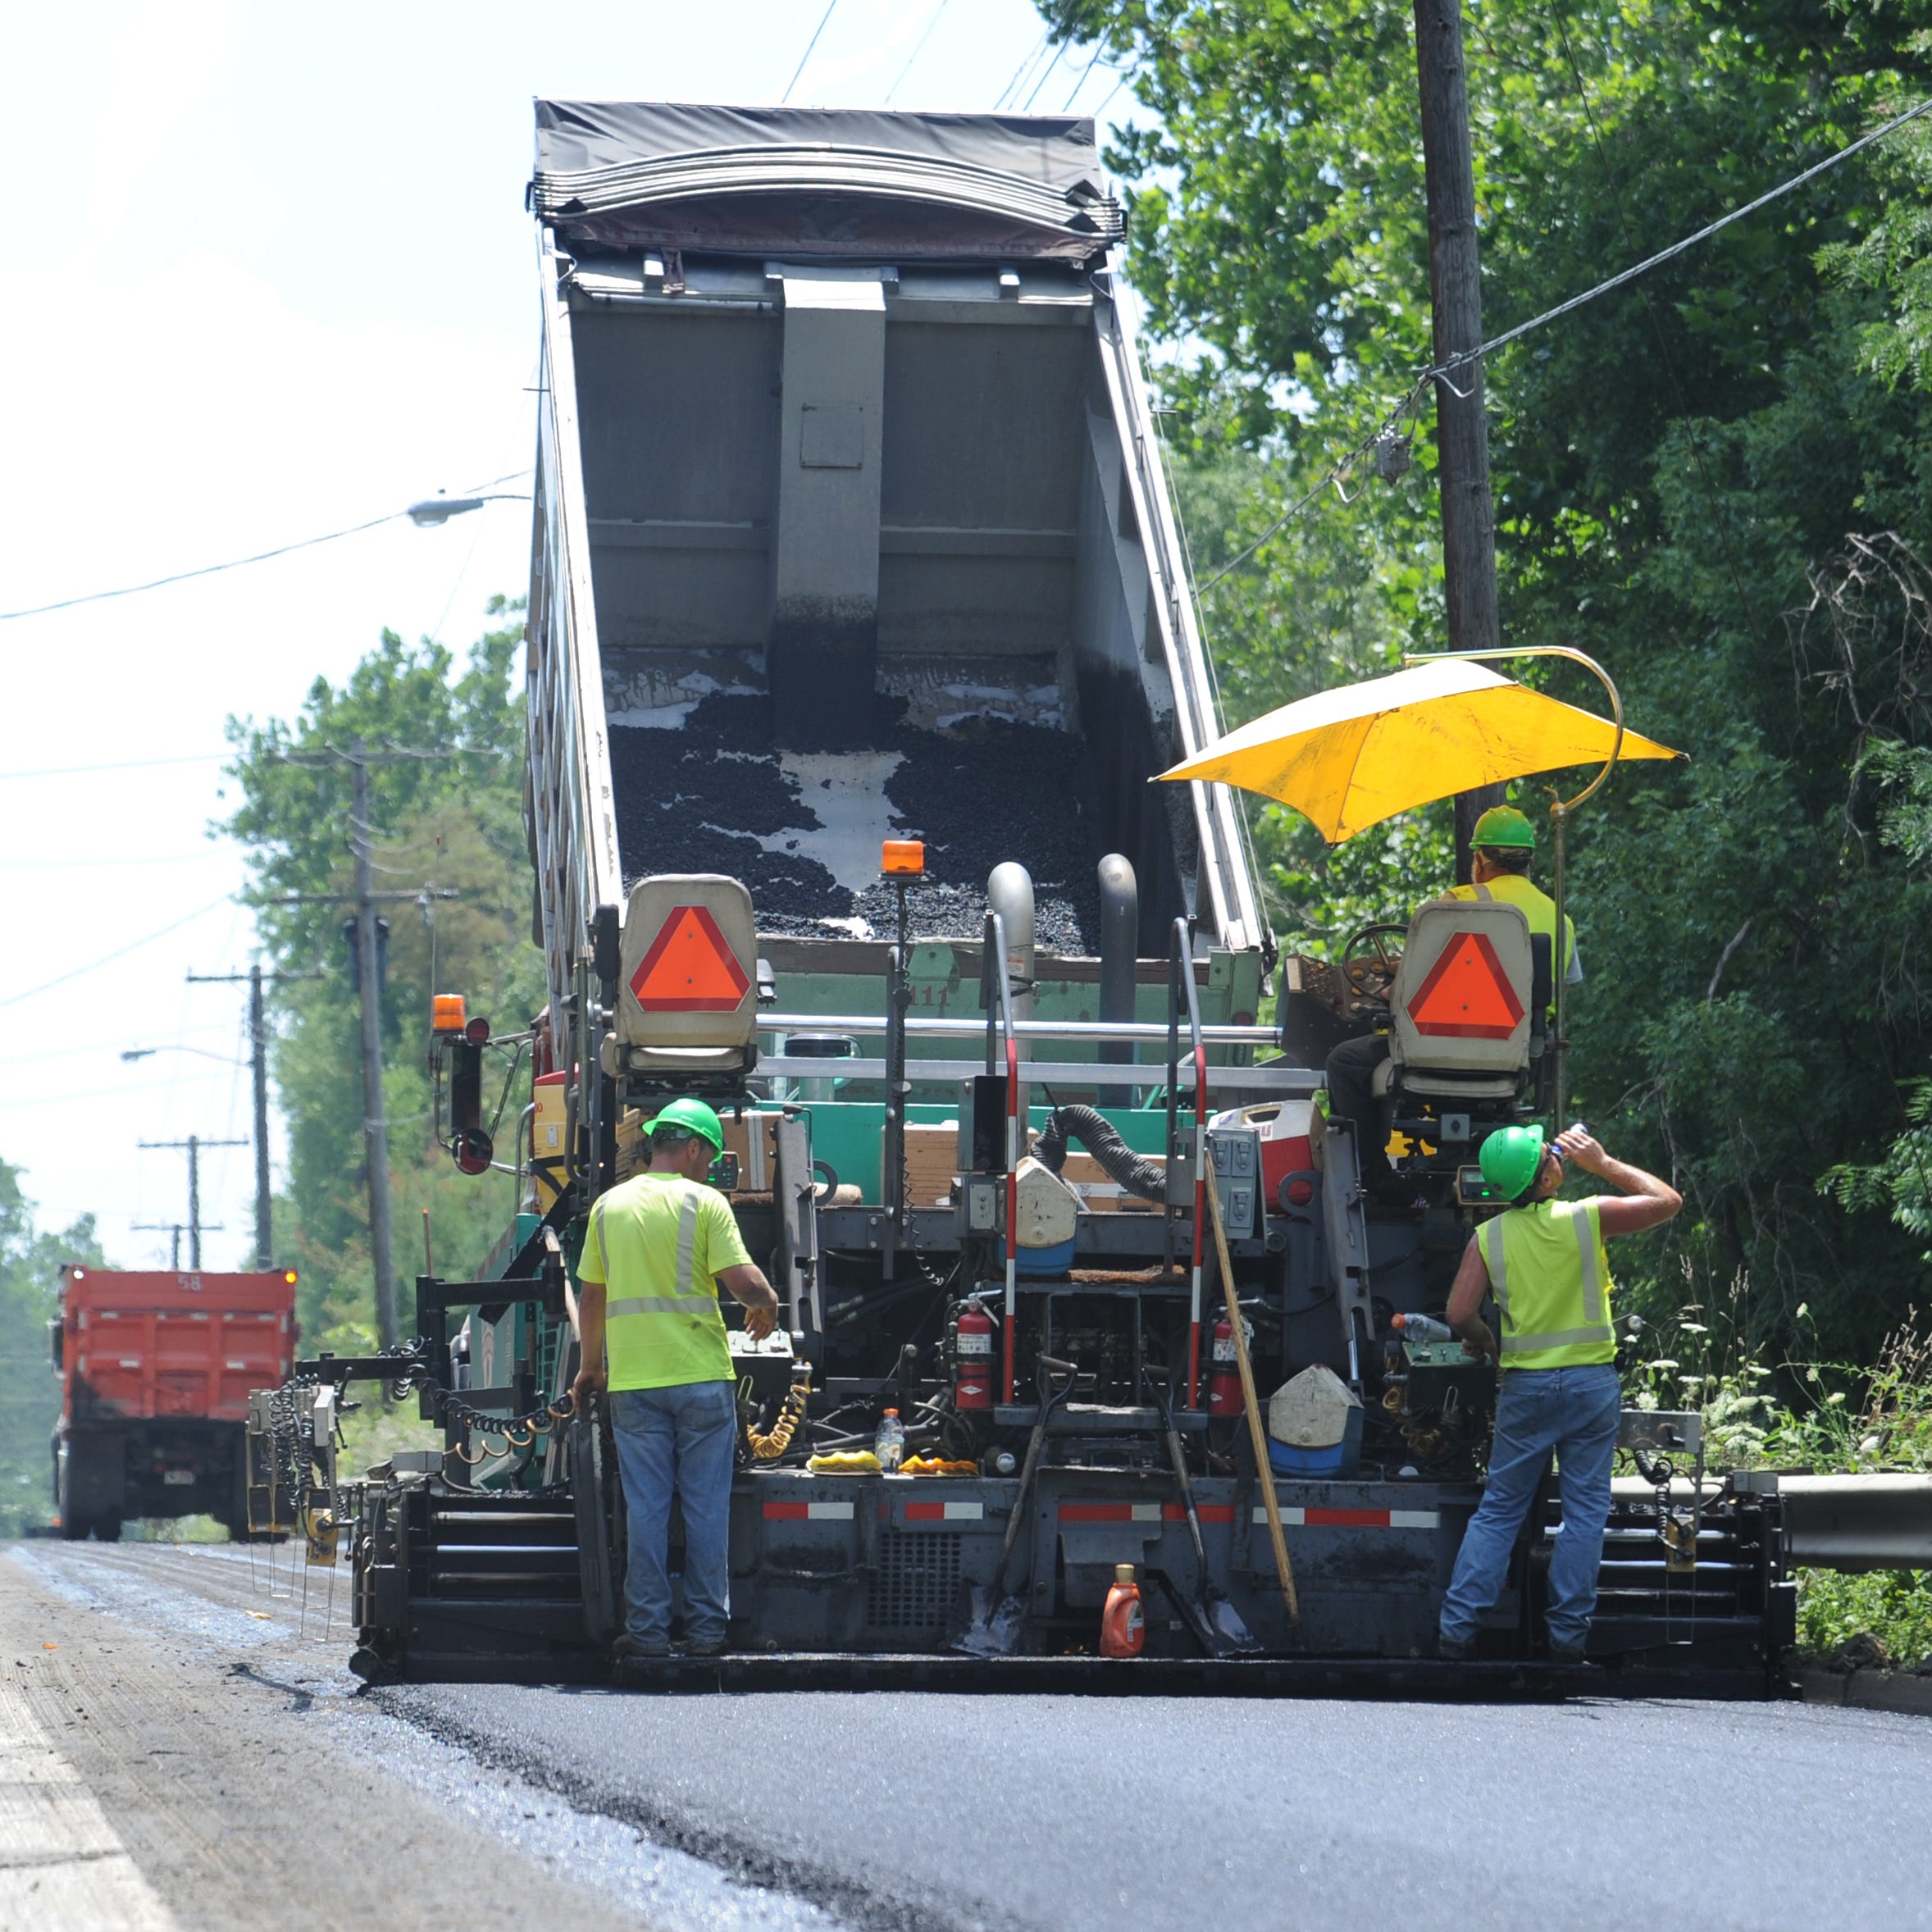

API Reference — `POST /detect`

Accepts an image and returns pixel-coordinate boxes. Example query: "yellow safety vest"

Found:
[1476,1199,1617,1369]
[578,1173,752,1390]
[1447,876,1576,990]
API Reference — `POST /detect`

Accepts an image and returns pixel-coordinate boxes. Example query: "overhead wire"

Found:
[0,470,532,625]
[884,0,949,106]
[1543,0,1766,649]
[1423,89,1932,385]
[0,752,227,780]
[1193,88,1932,590]
[782,1,839,105]
[0,895,233,1012]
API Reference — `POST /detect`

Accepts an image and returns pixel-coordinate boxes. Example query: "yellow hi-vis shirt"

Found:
[577,1172,753,1390]
[1476,1198,1617,1369]
[1444,875,1581,991]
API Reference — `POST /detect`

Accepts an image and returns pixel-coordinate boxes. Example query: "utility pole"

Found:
[1413,0,1506,880]
[188,962,326,1271]
[133,1222,224,1270]
[266,742,462,1347]
[138,1137,245,1270]
[350,746,398,1347]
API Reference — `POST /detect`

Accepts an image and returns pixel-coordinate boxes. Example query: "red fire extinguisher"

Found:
[1209,1313,1248,1417]
[952,1299,995,1411]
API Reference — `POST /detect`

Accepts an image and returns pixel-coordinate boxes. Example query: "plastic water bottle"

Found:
[1392,1311,1456,1345]
[874,1408,905,1472]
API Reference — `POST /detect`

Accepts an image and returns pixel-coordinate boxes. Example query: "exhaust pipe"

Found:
[1096,853,1138,1108]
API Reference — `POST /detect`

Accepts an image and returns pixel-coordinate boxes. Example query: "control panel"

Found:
[1205,1127,1263,1240]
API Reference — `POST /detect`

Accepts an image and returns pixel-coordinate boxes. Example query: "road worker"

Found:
[1436,1122,1681,1664]
[1324,805,1583,1195]
[571,1096,780,1659]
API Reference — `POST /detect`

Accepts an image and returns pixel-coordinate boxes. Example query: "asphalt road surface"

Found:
[5,1541,1932,1932]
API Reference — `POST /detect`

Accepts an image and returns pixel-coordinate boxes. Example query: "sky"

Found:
[0,1,1148,1267]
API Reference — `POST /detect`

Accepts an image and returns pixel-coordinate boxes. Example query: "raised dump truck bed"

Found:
[524,102,1265,995]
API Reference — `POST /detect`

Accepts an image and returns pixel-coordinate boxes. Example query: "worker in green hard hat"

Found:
[1436,1122,1681,1665]
[1324,803,1582,1199]
[1441,805,1579,987]
[572,1095,781,1660]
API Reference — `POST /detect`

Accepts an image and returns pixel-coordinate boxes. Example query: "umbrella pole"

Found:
[1552,802,1568,1126]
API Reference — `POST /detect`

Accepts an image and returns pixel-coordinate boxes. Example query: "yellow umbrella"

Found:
[1156,655,1683,842]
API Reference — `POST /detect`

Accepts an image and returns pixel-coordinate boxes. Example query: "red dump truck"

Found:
[51,1266,298,1541]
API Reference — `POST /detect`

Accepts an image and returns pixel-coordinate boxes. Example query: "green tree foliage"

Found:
[1052,0,1932,1354]
[0,1160,106,1536]
[224,602,544,1351]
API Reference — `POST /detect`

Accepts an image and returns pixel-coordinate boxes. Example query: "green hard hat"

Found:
[1479,1124,1547,1201]
[1471,805,1537,850]
[650,1096,725,1151]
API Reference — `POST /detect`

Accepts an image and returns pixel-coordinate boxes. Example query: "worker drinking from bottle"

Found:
[1436,1123,1681,1664]
[572,1097,780,1659]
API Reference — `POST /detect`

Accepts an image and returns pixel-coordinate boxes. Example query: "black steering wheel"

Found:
[1341,922,1408,1002]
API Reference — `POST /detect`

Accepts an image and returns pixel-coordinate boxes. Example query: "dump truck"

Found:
[255,102,1929,1691]
[52,1264,298,1541]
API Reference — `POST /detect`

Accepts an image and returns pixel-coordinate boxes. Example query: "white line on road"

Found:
[0,1670,177,1932]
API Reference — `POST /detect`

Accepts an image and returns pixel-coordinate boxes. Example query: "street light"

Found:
[406,490,528,527]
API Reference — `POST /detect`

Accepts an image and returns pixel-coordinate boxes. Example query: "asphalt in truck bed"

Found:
[7,1541,1932,1931]
[608,692,1104,949]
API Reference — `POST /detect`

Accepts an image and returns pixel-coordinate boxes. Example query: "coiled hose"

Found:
[745,1365,812,1460]
[1033,1104,1166,1202]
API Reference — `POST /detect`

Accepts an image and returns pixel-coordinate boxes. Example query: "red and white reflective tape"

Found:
[763,1500,856,1521]
[904,1500,985,1522]
[1250,1506,1441,1529]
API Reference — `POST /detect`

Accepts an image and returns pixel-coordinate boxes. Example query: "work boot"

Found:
[1437,1634,1474,1663]
[1547,1640,1590,1667]
[677,1633,729,1657]
[613,1632,671,1661]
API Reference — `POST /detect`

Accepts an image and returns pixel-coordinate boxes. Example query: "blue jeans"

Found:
[608,1381,737,1647]
[1439,1365,1622,1652]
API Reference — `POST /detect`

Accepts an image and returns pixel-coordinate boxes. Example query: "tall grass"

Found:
[1625,1273,1932,1667]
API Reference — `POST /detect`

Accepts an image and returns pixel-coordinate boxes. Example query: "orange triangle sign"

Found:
[1406,930,1525,1040]
[629,904,752,1013]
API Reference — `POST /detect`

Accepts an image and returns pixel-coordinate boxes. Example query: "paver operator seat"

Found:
[1369,898,1552,1131]
[602,875,760,1080]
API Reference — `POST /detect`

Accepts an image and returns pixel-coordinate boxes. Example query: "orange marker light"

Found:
[431,994,467,1034]
[284,1270,298,1286]
[882,840,926,877]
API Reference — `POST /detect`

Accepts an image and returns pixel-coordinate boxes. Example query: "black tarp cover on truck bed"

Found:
[530,100,1123,263]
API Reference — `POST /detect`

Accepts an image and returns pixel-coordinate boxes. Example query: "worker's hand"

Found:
[1461,1325,1499,1363]
[742,1304,777,1343]
[1554,1125,1610,1176]
[571,1363,608,1410]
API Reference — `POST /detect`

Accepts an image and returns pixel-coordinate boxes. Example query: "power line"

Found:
[1427,90,1932,383]
[885,0,949,107]
[0,752,227,781]
[1198,89,1932,591]
[1545,0,1766,650]
[0,470,532,625]
[782,1,839,105]
[0,896,232,1013]
[1022,38,1072,112]
[994,29,1050,109]
[1062,42,1113,114]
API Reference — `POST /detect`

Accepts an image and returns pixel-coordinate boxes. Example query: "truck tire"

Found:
[95,1517,123,1543]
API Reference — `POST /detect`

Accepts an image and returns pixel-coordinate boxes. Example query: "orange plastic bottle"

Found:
[1101,1564,1146,1657]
